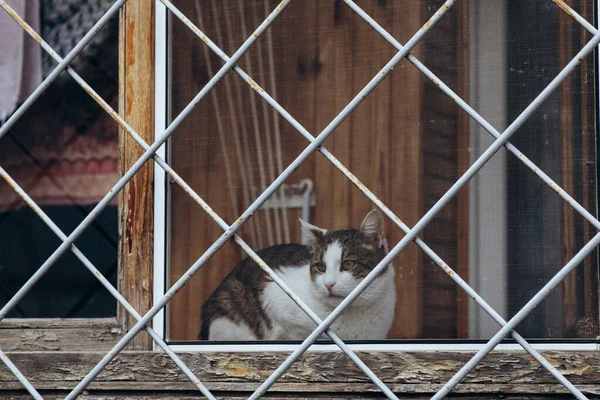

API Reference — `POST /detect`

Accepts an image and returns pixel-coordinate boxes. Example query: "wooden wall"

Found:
[168,0,468,341]
[557,0,598,338]
[419,0,470,338]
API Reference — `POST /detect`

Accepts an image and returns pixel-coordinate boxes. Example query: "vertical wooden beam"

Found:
[387,1,423,339]
[579,0,599,337]
[558,1,577,334]
[455,0,470,339]
[313,0,353,231]
[118,0,155,350]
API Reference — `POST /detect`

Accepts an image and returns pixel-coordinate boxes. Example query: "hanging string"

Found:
[192,0,239,222]
[204,0,260,249]
[217,2,265,250]
[236,0,275,246]
[264,0,291,244]
[249,1,283,245]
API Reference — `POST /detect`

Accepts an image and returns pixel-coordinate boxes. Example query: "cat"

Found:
[199,209,396,341]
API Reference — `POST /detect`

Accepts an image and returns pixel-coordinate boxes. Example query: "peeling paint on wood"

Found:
[0,351,599,397]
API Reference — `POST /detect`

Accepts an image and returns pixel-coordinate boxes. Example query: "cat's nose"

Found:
[325,282,336,293]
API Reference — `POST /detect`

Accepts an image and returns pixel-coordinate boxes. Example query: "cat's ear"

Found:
[360,209,386,248]
[299,218,327,247]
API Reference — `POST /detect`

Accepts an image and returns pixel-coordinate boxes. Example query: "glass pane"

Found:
[0,2,119,318]
[165,0,598,341]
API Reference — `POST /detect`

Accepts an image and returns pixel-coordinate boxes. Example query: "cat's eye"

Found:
[341,260,356,271]
[313,262,326,273]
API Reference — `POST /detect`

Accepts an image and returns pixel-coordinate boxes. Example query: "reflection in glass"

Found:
[0,2,119,318]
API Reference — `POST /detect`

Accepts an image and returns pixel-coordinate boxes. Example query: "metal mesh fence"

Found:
[0,0,598,399]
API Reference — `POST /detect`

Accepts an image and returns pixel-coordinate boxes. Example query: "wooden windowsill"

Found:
[0,350,598,398]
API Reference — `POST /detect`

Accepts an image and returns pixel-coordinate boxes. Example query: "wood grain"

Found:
[558,0,576,334]
[385,0,424,339]
[0,318,122,351]
[419,0,467,339]
[557,0,598,338]
[579,0,599,335]
[1,350,599,397]
[118,0,155,349]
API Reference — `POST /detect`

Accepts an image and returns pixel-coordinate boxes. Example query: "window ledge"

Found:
[0,350,598,397]
[0,318,122,351]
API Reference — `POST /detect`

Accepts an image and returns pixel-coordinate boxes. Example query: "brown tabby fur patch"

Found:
[200,244,311,340]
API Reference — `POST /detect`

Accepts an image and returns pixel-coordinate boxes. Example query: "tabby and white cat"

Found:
[200,210,396,340]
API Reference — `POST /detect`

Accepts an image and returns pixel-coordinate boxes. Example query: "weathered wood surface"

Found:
[0,351,599,397]
[117,0,155,350]
[0,319,122,351]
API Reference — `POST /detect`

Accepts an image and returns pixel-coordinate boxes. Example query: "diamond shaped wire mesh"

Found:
[0,0,598,399]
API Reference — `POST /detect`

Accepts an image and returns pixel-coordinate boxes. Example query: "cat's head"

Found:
[299,210,394,306]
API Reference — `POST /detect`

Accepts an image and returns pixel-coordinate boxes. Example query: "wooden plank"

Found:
[386,0,424,340]
[557,0,577,335]
[556,0,599,339]
[454,0,470,339]
[312,0,353,231]
[0,318,122,351]
[349,0,393,225]
[578,0,599,339]
[1,351,599,389]
[118,0,155,350]
[269,0,318,241]
[418,0,472,339]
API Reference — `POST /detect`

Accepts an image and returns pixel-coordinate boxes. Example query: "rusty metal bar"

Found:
[552,0,597,34]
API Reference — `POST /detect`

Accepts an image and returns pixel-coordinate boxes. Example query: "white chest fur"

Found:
[206,210,396,341]
[261,262,396,340]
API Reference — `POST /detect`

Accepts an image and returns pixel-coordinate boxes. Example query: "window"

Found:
[155,0,598,345]
[0,1,119,319]
[1,0,599,398]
